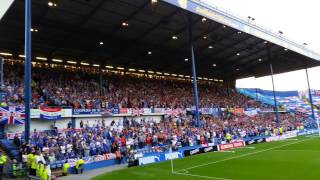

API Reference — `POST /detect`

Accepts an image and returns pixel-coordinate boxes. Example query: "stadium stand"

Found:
[2,62,254,109]
[0,61,309,178]
[0,0,319,179]
[238,88,320,119]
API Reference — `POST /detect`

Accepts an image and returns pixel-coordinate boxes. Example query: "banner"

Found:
[211,108,219,117]
[245,137,266,145]
[40,106,62,120]
[233,108,245,116]
[132,108,143,116]
[244,109,258,117]
[101,108,113,116]
[183,145,218,157]
[138,151,184,165]
[154,108,165,114]
[67,153,116,167]
[119,108,128,114]
[165,108,185,117]
[0,106,25,125]
[265,130,298,142]
[218,140,246,151]
[143,108,152,114]
[112,107,120,114]
[201,108,211,115]
[72,109,101,115]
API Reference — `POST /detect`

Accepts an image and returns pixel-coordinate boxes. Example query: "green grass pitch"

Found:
[92,135,320,180]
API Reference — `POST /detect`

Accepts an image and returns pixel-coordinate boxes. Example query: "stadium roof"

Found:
[0,0,320,80]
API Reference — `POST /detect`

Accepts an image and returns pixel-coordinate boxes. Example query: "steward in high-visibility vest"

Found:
[279,127,283,135]
[12,159,18,178]
[27,153,34,175]
[226,133,231,143]
[12,163,17,177]
[75,157,85,174]
[27,153,34,167]
[42,164,51,180]
[63,162,70,176]
[0,154,7,165]
[36,162,40,176]
[37,162,44,178]
[0,151,7,180]
[30,153,39,176]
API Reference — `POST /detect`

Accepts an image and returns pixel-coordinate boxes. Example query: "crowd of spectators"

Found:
[2,61,310,172]
[16,111,305,165]
[1,62,255,109]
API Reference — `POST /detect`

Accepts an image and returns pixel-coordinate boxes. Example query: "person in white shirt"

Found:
[66,144,73,153]
[37,153,46,165]
[60,145,66,154]
[22,153,28,164]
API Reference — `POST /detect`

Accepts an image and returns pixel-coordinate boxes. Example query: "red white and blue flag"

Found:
[40,106,62,120]
[0,106,25,125]
[132,108,144,116]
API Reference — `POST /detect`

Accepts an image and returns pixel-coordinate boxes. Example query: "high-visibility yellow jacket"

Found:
[75,159,84,169]
[38,163,44,178]
[27,153,34,167]
[226,133,231,141]
[31,155,39,169]
[42,167,50,180]
[279,127,283,134]
[12,164,17,176]
[63,163,70,173]
[0,155,7,165]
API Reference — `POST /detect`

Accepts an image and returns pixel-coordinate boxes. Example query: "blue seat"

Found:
[50,163,57,170]
[56,161,63,168]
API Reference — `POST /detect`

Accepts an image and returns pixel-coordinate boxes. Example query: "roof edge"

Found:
[161,0,320,61]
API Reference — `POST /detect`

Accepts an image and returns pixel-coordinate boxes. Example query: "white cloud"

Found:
[201,0,320,90]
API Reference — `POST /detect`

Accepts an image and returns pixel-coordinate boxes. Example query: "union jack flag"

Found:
[132,108,143,116]
[0,106,25,125]
[165,108,181,117]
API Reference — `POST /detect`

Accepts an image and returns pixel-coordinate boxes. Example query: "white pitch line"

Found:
[177,138,312,172]
[214,150,235,153]
[306,135,320,138]
[180,169,190,174]
[273,149,320,153]
[240,147,256,149]
[173,172,232,180]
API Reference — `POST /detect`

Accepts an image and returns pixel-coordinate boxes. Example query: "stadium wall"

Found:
[5,115,163,134]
